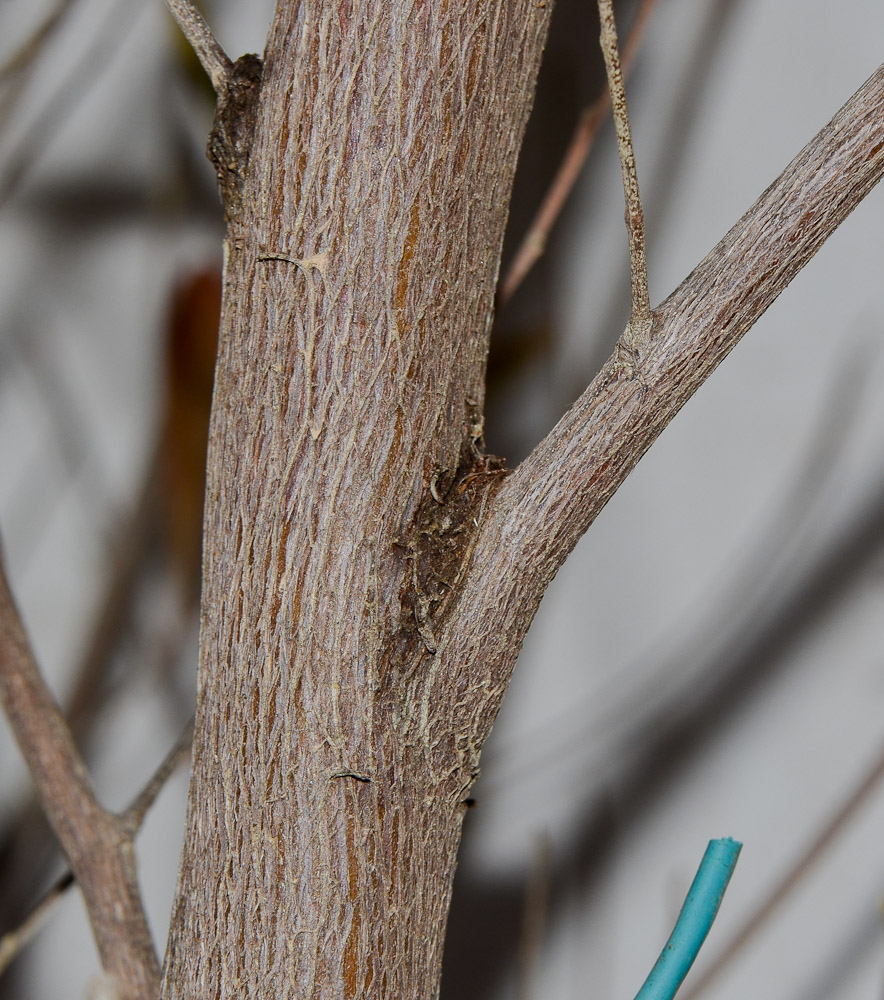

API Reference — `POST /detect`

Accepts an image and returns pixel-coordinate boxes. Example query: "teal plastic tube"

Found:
[633,837,742,1000]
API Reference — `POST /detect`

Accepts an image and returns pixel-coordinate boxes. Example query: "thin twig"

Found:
[597,0,651,340]
[0,551,160,999]
[0,871,74,976]
[498,0,657,306]
[122,717,195,833]
[0,717,194,976]
[164,0,232,93]
[680,743,884,1000]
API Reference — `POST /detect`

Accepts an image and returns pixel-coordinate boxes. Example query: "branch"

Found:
[516,836,551,1000]
[164,0,232,93]
[0,553,160,1000]
[597,0,651,341]
[446,63,884,739]
[500,61,884,586]
[0,0,140,208]
[0,719,193,978]
[498,0,656,306]
[0,871,74,977]
[122,717,194,834]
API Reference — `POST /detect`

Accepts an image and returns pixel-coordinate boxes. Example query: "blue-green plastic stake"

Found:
[633,837,742,1000]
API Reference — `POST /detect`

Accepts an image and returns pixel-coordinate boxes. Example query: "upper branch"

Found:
[164,0,232,93]
[446,62,884,737]
[504,59,884,585]
[0,555,160,1000]
[597,0,651,340]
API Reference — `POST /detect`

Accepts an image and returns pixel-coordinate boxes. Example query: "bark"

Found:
[161,3,553,997]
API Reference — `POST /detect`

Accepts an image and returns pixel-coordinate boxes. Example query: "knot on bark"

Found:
[208,53,264,222]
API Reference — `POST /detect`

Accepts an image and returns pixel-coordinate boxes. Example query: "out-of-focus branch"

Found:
[0,871,73,978]
[0,0,77,83]
[516,836,551,1000]
[498,0,656,306]
[0,0,141,208]
[163,0,232,93]
[597,0,651,342]
[0,718,193,978]
[0,553,160,1000]
[0,0,80,136]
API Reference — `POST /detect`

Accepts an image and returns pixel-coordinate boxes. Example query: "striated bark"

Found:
[453,61,884,715]
[161,3,553,997]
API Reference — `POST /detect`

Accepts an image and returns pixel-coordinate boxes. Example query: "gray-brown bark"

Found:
[161,3,553,997]
[442,61,884,749]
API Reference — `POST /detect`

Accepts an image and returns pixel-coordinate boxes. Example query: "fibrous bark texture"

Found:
[161,3,553,997]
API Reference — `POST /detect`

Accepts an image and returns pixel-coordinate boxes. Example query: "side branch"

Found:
[0,720,193,977]
[446,63,884,738]
[0,554,160,1000]
[498,0,656,306]
[502,60,884,591]
[164,0,231,93]
[598,0,651,340]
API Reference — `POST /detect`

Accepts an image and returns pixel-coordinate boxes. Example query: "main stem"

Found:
[161,3,552,996]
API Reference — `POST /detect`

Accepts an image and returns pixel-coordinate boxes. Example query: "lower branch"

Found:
[0,720,192,979]
[0,553,160,1000]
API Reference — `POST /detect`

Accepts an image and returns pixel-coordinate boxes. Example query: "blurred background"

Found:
[0,1,883,998]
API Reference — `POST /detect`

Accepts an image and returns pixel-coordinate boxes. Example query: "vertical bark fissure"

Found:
[161,3,553,996]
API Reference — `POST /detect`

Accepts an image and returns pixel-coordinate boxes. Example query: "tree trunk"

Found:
[161,3,553,996]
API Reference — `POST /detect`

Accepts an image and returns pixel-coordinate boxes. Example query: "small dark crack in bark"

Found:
[208,53,264,223]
